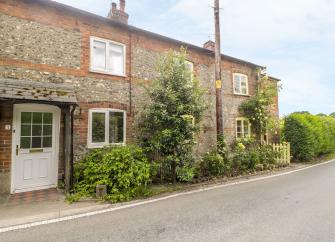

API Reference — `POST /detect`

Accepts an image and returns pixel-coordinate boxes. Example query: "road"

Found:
[1,161,335,242]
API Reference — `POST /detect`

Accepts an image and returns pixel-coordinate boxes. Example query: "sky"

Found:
[53,0,335,116]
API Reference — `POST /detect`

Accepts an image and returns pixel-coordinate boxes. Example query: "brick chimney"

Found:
[107,0,129,24]
[203,40,215,52]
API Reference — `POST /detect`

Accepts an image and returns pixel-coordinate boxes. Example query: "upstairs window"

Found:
[236,118,251,138]
[88,109,126,148]
[90,37,126,76]
[233,73,249,95]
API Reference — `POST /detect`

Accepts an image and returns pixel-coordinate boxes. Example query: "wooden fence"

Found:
[271,142,291,165]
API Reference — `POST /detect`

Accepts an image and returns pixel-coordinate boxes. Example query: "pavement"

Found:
[1,160,335,241]
[0,190,111,229]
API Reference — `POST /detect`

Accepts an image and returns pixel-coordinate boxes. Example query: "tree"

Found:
[138,48,205,183]
[329,112,335,118]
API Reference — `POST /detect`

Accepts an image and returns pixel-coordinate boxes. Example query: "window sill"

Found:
[89,69,127,78]
[236,137,252,140]
[87,143,126,149]
[233,93,251,97]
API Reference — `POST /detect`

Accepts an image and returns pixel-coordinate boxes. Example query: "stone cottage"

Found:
[0,0,279,194]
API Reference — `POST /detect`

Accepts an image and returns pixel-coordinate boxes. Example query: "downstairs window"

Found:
[236,118,251,138]
[88,109,126,148]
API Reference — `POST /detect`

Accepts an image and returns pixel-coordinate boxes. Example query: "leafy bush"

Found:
[258,145,277,164]
[198,133,278,178]
[199,151,226,177]
[72,146,151,202]
[283,113,335,161]
[231,143,277,173]
[176,165,195,182]
[231,143,255,174]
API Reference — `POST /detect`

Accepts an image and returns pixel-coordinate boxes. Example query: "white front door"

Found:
[11,104,60,193]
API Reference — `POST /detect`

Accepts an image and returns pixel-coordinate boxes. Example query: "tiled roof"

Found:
[34,0,264,69]
[0,78,77,103]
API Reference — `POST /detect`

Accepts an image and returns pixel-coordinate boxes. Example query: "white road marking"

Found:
[1,159,334,234]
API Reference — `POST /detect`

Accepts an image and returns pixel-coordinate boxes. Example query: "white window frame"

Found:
[88,108,126,148]
[236,117,251,139]
[90,36,126,77]
[233,73,249,95]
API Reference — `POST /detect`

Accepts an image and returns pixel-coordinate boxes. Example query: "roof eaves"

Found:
[268,76,281,82]
[35,0,264,68]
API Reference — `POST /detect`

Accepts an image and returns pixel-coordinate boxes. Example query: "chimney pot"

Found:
[112,2,117,12]
[107,0,129,24]
[120,0,125,12]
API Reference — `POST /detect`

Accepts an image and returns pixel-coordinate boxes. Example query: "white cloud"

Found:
[168,0,335,48]
[53,0,335,115]
[167,0,335,115]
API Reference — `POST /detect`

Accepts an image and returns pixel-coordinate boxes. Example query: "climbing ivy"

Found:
[239,69,280,142]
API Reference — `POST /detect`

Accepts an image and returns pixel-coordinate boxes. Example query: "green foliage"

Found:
[258,145,277,164]
[138,48,205,183]
[176,165,195,182]
[71,146,152,202]
[198,135,229,177]
[329,112,335,118]
[199,151,227,177]
[230,143,276,174]
[217,135,228,158]
[239,71,279,141]
[198,136,277,178]
[283,113,335,161]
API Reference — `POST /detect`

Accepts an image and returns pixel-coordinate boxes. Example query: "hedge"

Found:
[283,113,335,161]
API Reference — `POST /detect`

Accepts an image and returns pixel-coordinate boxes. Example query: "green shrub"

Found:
[198,136,278,178]
[72,146,151,202]
[198,151,226,177]
[258,145,277,164]
[283,113,335,161]
[176,165,195,182]
[231,146,257,174]
[230,142,277,174]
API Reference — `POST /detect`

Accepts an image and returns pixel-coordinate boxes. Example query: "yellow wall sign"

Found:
[216,80,222,89]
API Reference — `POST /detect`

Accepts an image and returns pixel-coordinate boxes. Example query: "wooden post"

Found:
[214,0,223,136]
[64,106,72,193]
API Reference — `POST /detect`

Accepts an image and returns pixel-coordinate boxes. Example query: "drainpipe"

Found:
[128,29,133,116]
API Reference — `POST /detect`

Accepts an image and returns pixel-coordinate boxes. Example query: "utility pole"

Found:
[214,0,223,136]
